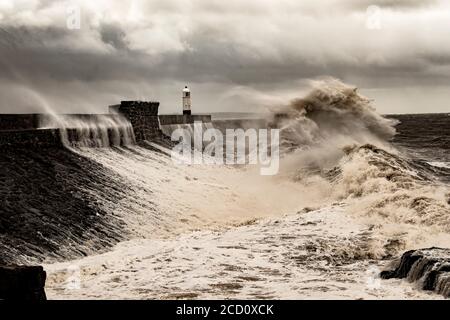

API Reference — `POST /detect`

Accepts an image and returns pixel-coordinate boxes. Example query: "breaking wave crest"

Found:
[268,79,450,257]
[272,79,398,153]
[331,144,450,230]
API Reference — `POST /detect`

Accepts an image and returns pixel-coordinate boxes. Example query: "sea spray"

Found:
[263,79,450,258]
[270,79,398,155]
[39,114,136,148]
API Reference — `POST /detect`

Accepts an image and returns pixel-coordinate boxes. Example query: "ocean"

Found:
[389,113,450,174]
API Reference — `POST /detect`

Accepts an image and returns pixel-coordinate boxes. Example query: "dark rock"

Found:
[0,265,47,300]
[380,247,450,298]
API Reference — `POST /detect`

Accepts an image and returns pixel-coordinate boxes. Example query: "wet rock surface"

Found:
[0,146,129,265]
[0,265,47,300]
[381,247,450,298]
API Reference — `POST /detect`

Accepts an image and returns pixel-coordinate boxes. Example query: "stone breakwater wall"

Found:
[0,101,217,147]
[0,114,41,131]
[39,114,125,128]
[212,118,270,135]
[0,129,63,148]
[159,114,212,126]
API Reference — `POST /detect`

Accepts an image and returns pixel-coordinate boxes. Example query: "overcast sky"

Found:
[0,0,449,114]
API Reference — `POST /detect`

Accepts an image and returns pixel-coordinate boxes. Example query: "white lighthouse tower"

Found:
[182,85,191,115]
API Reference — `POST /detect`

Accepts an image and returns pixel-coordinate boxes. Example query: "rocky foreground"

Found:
[0,265,47,300]
[381,248,450,298]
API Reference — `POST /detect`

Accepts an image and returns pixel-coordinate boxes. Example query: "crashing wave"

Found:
[270,79,398,153]
[268,79,450,247]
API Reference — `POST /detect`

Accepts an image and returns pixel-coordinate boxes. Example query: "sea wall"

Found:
[39,114,124,128]
[0,129,63,148]
[159,114,213,141]
[0,114,125,131]
[158,118,270,143]
[159,114,212,126]
[0,126,133,148]
[0,114,41,131]
[0,101,216,146]
[212,118,269,134]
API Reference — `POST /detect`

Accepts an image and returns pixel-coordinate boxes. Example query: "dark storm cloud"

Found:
[342,0,438,10]
[0,0,449,114]
[420,53,450,66]
[99,24,128,51]
[0,24,446,88]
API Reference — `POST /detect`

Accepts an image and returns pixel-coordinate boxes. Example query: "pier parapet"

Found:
[158,114,212,126]
[0,100,213,146]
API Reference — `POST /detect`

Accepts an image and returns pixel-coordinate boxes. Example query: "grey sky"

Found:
[0,0,449,114]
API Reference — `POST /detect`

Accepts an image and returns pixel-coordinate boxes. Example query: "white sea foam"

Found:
[45,206,448,299]
[428,161,450,169]
[40,114,136,148]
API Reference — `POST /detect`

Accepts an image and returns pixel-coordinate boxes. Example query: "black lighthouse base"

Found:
[183,110,191,115]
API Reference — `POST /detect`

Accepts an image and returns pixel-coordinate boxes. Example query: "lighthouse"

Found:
[182,85,191,115]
